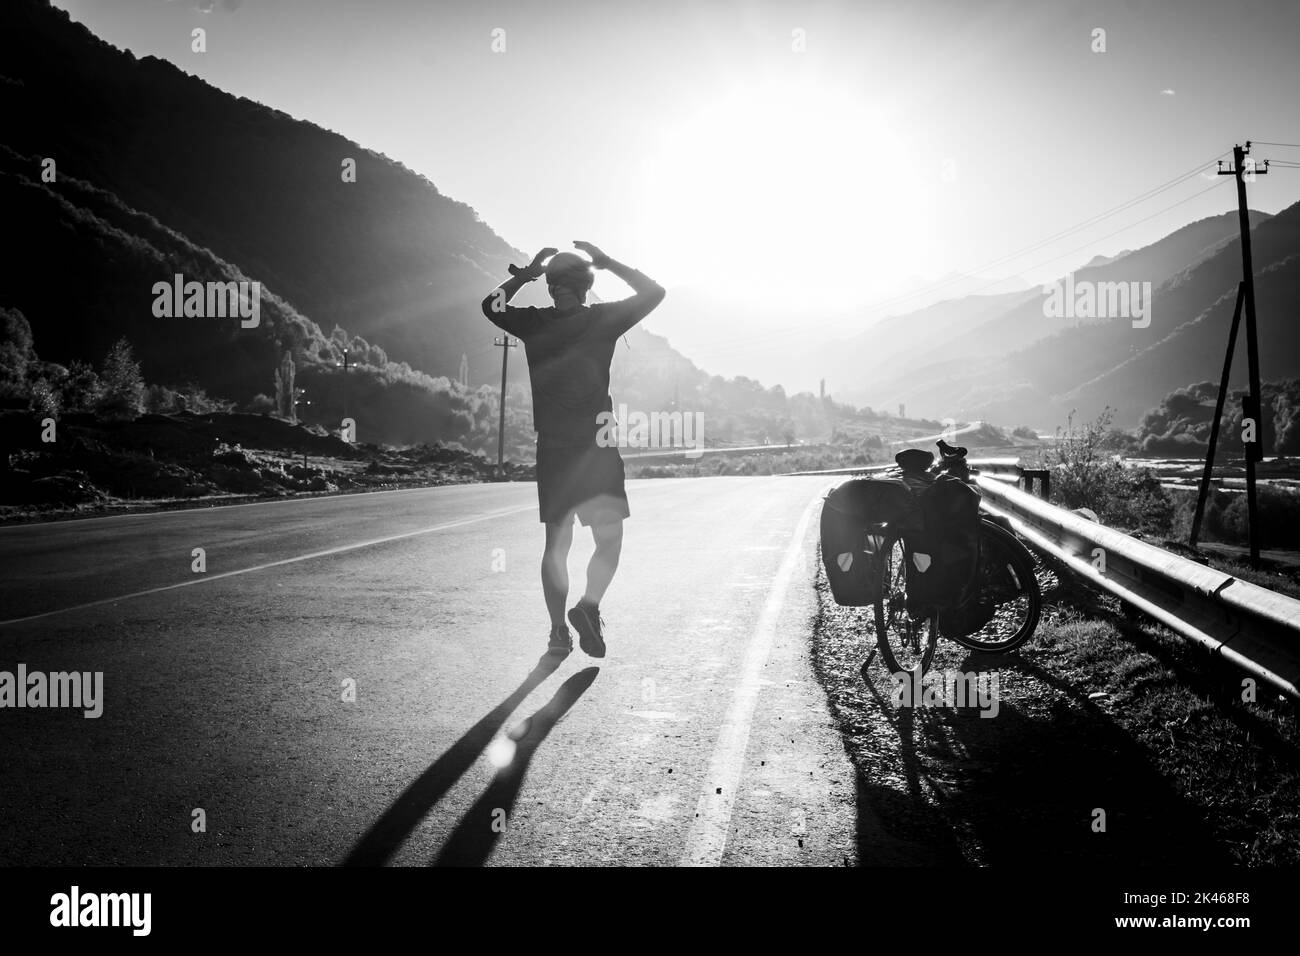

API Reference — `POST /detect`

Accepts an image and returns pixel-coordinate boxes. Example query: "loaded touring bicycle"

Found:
[820,441,1042,677]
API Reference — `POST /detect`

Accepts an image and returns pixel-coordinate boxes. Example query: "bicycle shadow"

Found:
[853,648,1234,866]
[342,653,567,867]
[855,665,965,864]
[433,666,599,867]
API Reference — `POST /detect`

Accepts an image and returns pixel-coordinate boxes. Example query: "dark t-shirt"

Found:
[488,300,647,440]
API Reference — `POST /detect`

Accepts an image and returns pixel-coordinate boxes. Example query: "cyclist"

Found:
[481,242,665,658]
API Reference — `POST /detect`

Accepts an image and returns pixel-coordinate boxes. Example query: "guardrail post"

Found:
[1016,468,1051,500]
[974,473,1300,702]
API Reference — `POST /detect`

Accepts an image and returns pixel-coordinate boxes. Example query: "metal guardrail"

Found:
[784,457,1050,496]
[623,442,830,462]
[792,454,1300,700]
[975,474,1300,703]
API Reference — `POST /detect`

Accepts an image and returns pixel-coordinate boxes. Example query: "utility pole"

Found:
[493,335,518,477]
[1218,143,1268,568]
[1189,283,1244,550]
[336,348,351,420]
[294,386,311,469]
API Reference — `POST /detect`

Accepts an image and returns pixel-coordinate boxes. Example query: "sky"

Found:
[55,0,1300,385]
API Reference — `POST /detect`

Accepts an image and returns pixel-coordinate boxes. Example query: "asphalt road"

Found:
[0,476,878,866]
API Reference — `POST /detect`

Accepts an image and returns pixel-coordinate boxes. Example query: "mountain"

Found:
[0,0,741,450]
[0,0,536,387]
[898,270,1033,302]
[1,0,876,455]
[821,288,1041,403]
[1057,205,1300,427]
[823,207,1287,429]
[1082,250,1133,269]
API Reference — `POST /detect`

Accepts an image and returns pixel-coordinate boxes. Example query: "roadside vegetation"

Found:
[811,547,1300,865]
[1030,408,1300,586]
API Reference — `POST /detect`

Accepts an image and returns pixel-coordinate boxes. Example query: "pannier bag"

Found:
[904,474,982,615]
[819,478,923,607]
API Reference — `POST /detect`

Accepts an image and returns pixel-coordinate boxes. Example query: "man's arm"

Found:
[481,247,558,333]
[481,273,532,334]
[575,241,665,337]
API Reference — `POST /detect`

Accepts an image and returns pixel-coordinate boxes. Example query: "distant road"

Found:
[0,476,874,866]
[886,420,986,446]
[621,441,826,461]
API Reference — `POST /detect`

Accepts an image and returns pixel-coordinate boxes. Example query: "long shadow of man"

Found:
[344,655,583,866]
[434,666,599,866]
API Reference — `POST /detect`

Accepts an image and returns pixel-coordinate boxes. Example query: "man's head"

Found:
[545,252,594,305]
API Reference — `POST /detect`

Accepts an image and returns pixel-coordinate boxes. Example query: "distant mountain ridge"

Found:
[0,0,731,449]
[0,0,533,387]
[824,205,1295,430]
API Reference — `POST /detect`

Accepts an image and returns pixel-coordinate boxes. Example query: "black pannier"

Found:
[819,478,923,606]
[904,474,982,616]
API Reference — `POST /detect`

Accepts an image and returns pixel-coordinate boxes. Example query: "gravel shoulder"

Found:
[810,549,1300,866]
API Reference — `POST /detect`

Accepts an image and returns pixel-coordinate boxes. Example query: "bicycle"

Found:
[869,454,1042,677]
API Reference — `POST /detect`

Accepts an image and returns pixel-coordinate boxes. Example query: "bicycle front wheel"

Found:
[947,519,1041,653]
[873,536,937,675]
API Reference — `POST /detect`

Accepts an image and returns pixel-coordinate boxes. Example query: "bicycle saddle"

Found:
[937,439,968,460]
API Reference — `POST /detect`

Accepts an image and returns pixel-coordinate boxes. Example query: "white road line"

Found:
[680,491,820,866]
[0,504,535,628]
[0,481,528,531]
[0,473,708,532]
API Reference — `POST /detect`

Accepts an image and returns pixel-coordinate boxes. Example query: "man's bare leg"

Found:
[542,518,574,630]
[583,520,624,607]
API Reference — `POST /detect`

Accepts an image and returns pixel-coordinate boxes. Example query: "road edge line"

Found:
[680,490,820,866]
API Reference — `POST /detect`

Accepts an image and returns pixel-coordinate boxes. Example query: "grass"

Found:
[809,549,1300,865]
[1210,556,1300,600]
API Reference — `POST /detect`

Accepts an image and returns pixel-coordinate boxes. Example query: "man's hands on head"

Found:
[505,242,612,280]
[508,246,559,280]
[574,241,611,269]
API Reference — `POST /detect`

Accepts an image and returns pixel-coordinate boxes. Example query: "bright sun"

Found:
[635,78,933,310]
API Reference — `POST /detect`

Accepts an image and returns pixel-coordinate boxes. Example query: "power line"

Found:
[708,178,1231,365]
[940,152,1229,279]
[693,175,1233,364]
[683,151,1228,359]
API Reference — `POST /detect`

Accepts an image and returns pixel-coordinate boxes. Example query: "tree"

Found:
[29,378,60,418]
[0,307,36,398]
[98,337,144,419]
[60,360,104,412]
[274,350,296,421]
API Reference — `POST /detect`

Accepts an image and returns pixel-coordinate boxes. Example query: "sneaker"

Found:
[547,624,573,656]
[568,601,606,658]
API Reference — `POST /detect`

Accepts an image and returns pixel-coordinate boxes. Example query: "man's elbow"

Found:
[646,284,666,310]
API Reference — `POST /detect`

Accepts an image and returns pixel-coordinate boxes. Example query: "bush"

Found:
[1220,487,1300,550]
[143,384,179,414]
[1037,408,1173,535]
[246,393,276,415]
[58,361,104,412]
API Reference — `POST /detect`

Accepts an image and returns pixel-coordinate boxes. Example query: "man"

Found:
[482,241,665,658]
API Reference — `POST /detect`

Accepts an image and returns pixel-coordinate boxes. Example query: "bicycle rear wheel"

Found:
[946,519,1041,653]
[873,535,937,675]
